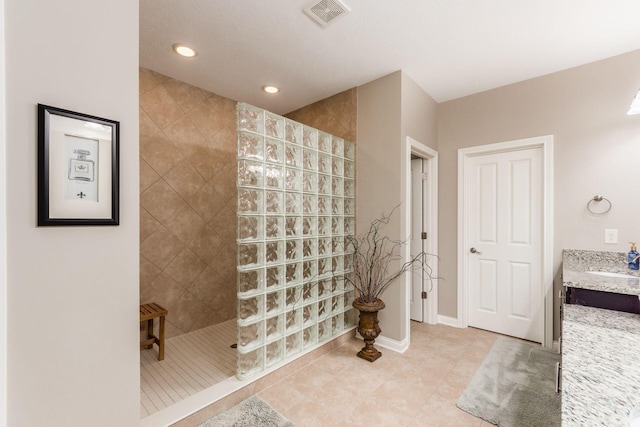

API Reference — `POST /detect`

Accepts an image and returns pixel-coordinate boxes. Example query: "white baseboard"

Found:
[375,334,409,353]
[354,330,409,354]
[437,315,460,328]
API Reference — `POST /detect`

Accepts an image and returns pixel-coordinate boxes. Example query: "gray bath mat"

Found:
[198,396,294,427]
[456,336,561,427]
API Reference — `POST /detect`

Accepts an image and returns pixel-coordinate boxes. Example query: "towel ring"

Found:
[587,195,612,215]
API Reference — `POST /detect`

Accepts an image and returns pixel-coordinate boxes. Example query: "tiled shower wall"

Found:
[139,68,237,338]
[285,88,357,142]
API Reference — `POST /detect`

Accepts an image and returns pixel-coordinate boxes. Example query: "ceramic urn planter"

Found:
[352,297,386,362]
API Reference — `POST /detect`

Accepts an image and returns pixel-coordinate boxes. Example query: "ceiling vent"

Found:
[303,0,350,28]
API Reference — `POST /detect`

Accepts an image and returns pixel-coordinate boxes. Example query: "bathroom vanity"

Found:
[563,249,640,314]
[561,249,640,426]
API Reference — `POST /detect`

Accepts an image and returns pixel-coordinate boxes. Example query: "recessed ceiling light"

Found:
[262,85,280,94]
[172,44,197,58]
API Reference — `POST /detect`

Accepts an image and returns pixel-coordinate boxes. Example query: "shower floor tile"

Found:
[140,318,237,418]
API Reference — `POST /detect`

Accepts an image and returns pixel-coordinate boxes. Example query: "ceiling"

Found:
[140,0,640,115]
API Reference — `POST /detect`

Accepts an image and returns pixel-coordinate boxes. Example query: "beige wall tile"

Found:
[207,237,236,280]
[190,96,234,137]
[169,291,212,331]
[209,163,237,202]
[140,179,186,222]
[162,77,210,114]
[140,68,239,337]
[162,320,186,339]
[186,145,227,181]
[140,207,161,242]
[285,88,357,142]
[142,272,184,310]
[139,158,160,194]
[163,159,206,199]
[189,266,236,321]
[140,84,185,130]
[139,68,169,95]
[187,182,229,223]
[187,225,225,267]
[209,127,237,156]
[140,226,185,269]
[140,109,161,138]
[140,255,162,295]
[140,133,183,176]
[164,247,207,287]
[209,205,237,241]
[163,115,207,157]
[187,267,222,306]
[190,305,234,331]
[164,204,208,244]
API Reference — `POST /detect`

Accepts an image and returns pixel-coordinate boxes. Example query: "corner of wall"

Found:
[356,71,405,342]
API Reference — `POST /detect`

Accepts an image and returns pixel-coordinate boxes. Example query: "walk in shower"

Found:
[138,68,238,417]
[138,68,356,417]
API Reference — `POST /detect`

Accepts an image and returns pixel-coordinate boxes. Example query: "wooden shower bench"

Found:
[140,303,167,361]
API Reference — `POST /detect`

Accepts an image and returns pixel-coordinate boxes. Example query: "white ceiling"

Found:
[140,0,640,115]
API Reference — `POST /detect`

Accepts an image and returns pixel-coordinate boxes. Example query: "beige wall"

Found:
[356,71,439,343]
[357,72,403,341]
[399,73,439,336]
[438,50,640,335]
[5,0,140,425]
[285,88,358,142]
[139,68,238,337]
[401,73,439,150]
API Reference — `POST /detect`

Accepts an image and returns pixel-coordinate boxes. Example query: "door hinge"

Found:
[421,232,427,240]
[421,172,428,181]
[421,291,428,299]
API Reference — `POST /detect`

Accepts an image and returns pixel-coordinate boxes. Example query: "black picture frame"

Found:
[37,104,120,226]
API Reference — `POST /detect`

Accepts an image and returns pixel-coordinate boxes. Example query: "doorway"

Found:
[406,137,438,326]
[457,135,554,348]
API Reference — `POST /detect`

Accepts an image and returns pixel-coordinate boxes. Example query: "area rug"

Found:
[456,336,561,427]
[198,396,294,427]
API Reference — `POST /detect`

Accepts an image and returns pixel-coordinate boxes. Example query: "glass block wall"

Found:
[236,102,357,380]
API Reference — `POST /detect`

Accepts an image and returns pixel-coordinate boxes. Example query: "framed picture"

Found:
[37,104,119,226]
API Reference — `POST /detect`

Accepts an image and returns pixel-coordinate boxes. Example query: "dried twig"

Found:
[345,206,436,303]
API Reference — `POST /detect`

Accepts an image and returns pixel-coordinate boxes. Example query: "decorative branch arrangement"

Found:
[345,206,436,304]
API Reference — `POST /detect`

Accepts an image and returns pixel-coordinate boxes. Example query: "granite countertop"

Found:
[563,249,640,296]
[562,304,640,426]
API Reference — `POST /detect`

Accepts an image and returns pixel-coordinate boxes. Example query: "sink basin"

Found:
[586,271,637,279]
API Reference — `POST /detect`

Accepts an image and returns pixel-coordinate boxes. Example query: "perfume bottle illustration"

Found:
[68,149,95,182]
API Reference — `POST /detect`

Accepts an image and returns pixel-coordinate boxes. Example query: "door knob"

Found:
[470,247,481,254]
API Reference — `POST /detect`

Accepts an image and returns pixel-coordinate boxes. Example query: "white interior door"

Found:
[466,147,543,343]
[410,158,425,322]
[406,137,439,330]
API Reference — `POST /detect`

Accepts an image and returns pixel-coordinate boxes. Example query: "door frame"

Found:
[457,135,554,349]
[405,137,438,326]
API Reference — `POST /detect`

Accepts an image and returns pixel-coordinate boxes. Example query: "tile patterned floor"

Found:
[258,322,499,426]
